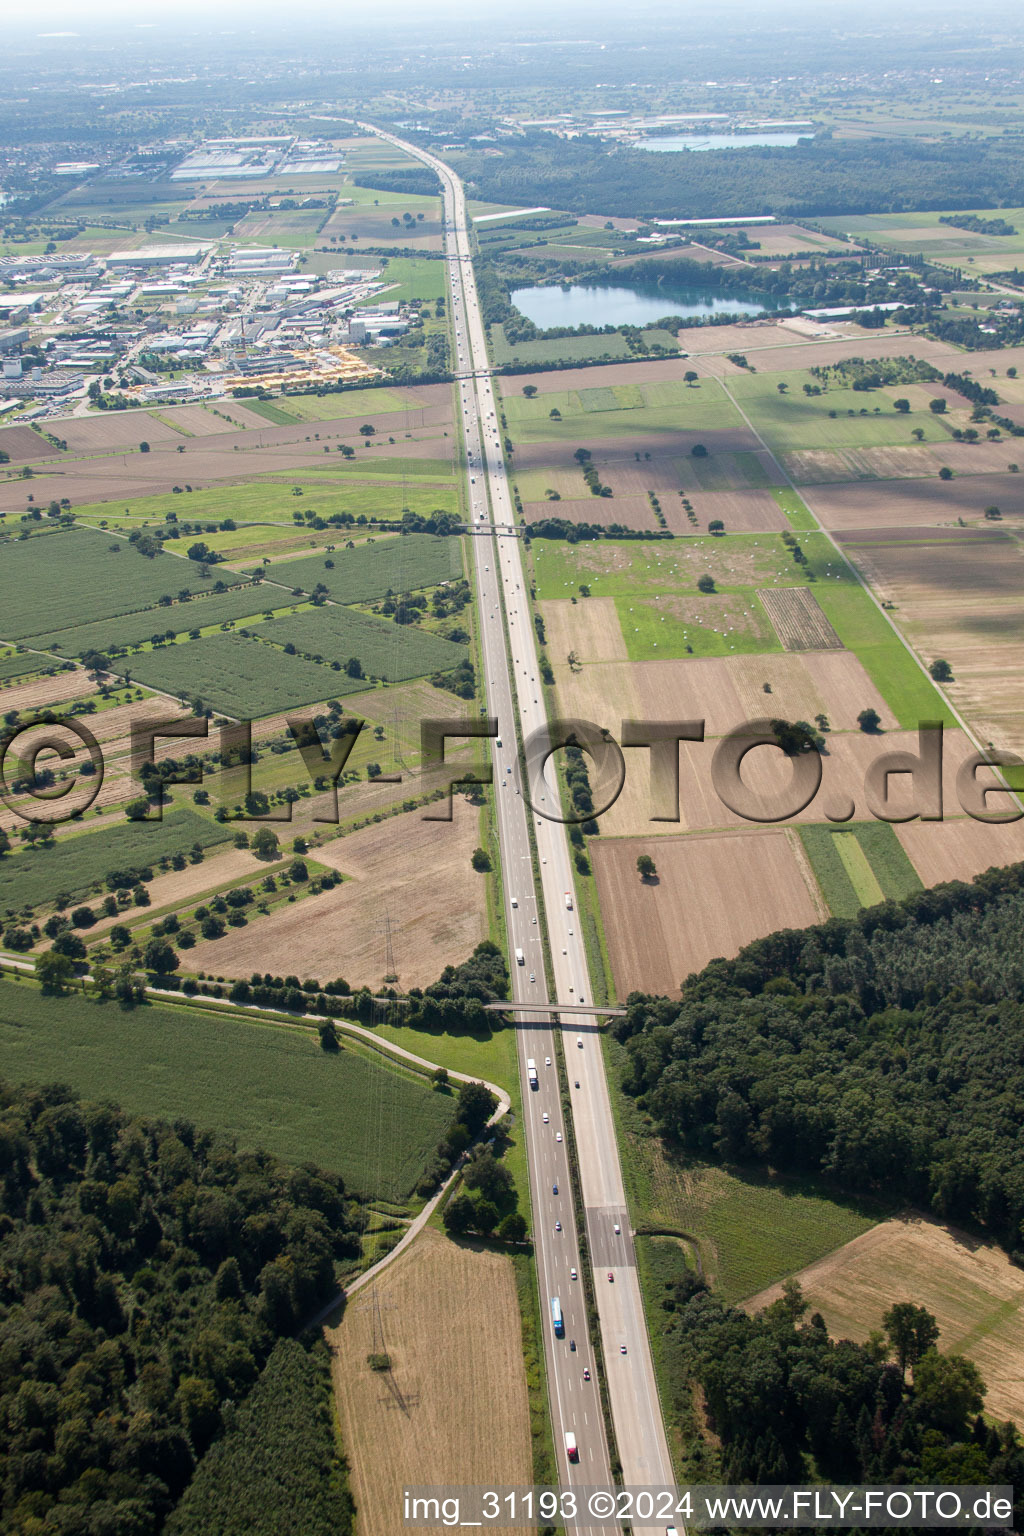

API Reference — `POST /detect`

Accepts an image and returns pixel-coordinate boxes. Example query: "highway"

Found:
[364,125,675,1530]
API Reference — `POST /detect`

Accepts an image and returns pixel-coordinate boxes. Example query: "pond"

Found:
[510,280,789,330]
[636,132,813,152]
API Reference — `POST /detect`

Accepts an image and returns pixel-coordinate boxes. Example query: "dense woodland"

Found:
[615,862,1024,1253]
[0,1082,363,1535]
[166,1339,351,1536]
[453,132,1024,221]
[659,1271,1024,1528]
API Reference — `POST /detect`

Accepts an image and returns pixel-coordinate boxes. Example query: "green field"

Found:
[75,471,459,533]
[771,485,818,530]
[0,651,52,682]
[270,532,463,603]
[490,325,679,366]
[120,631,361,718]
[532,530,833,600]
[800,821,924,919]
[34,582,290,656]
[614,591,780,661]
[261,387,411,422]
[0,980,452,1199]
[0,528,245,641]
[731,371,952,452]
[358,255,447,304]
[0,810,226,918]
[258,607,468,682]
[503,375,744,441]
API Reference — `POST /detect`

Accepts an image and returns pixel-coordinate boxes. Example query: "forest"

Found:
[659,1270,1024,1527]
[451,132,1024,221]
[614,863,1024,1253]
[0,1080,363,1534]
[166,1339,352,1536]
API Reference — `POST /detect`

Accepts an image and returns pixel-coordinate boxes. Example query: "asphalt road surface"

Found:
[364,125,676,1532]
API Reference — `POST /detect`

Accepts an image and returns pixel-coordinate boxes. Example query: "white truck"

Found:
[564,1431,579,1463]
[527,1058,538,1089]
[564,891,573,910]
[515,947,525,965]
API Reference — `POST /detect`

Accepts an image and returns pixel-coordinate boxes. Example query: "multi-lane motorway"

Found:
[364,125,675,1528]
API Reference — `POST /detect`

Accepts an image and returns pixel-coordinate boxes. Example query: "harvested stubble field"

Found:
[554,649,893,744]
[0,979,451,1198]
[936,640,1024,758]
[188,806,488,990]
[585,723,977,840]
[760,586,842,650]
[744,1216,1024,1422]
[591,828,826,996]
[118,631,361,719]
[540,595,628,664]
[0,528,245,641]
[82,846,281,940]
[787,439,1020,487]
[328,1229,533,1536]
[268,532,463,605]
[0,666,95,713]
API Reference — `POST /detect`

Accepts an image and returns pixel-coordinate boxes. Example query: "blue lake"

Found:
[511,281,788,330]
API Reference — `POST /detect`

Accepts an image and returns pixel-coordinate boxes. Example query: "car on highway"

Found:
[555,1132,562,1142]
[570,1268,577,1281]
[583,1367,591,1381]
[543,1112,549,1123]
[555,1221,562,1232]
[607,1272,614,1282]
[620,1344,628,1355]
[577,1036,583,1048]
[552,1184,558,1194]
[613,1223,621,1234]
[545,1056,551,1065]
[529,972,536,982]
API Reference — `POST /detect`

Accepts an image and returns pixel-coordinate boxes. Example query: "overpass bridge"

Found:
[485,1000,626,1017]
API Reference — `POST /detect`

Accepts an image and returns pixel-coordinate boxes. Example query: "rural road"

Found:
[364,123,676,1530]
